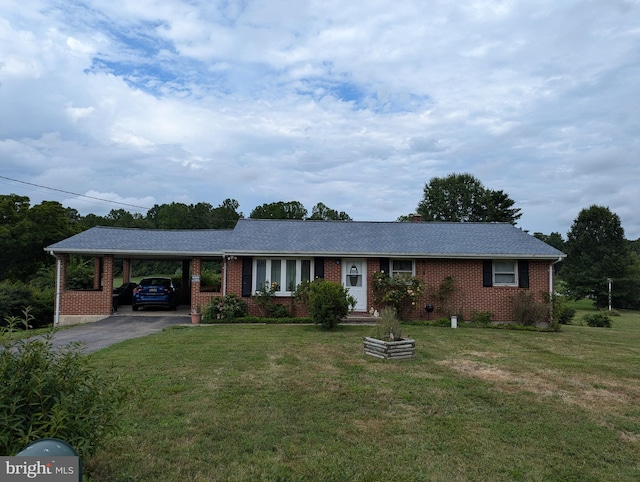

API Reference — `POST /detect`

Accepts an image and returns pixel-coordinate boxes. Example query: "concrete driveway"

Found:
[50,313,189,354]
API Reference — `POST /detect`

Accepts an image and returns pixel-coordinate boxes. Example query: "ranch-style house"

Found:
[45,218,565,325]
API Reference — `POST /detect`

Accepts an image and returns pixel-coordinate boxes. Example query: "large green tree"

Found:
[415,173,522,224]
[146,202,193,229]
[533,232,565,252]
[211,198,243,229]
[249,201,307,220]
[144,200,242,229]
[562,205,638,308]
[0,195,80,280]
[308,202,351,221]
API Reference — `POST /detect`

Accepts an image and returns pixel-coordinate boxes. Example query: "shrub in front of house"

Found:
[372,271,424,319]
[470,310,493,326]
[205,316,311,324]
[511,291,549,326]
[544,293,575,327]
[252,281,290,318]
[202,294,248,322]
[308,279,354,330]
[558,306,576,324]
[582,312,613,328]
[428,276,459,319]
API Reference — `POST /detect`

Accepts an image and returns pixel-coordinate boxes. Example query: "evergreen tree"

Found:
[562,205,637,308]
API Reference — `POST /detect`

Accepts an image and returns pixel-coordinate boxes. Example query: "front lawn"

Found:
[85,312,640,481]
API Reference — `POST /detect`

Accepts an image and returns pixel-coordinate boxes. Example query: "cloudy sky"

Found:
[1,0,639,238]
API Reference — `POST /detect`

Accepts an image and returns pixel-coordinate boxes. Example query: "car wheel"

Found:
[132,305,139,311]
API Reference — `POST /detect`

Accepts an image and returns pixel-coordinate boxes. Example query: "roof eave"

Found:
[46,248,224,257]
[223,250,566,259]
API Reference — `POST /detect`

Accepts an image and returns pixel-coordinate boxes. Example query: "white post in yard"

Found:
[451,315,457,328]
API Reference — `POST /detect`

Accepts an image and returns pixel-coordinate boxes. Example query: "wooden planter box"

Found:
[363,337,416,360]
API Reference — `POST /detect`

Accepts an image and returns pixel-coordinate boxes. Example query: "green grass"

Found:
[84,312,640,481]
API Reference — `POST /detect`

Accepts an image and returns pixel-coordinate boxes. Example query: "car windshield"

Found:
[140,278,171,287]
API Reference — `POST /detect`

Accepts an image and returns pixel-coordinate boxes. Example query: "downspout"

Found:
[49,251,61,325]
[549,257,563,321]
[222,256,227,296]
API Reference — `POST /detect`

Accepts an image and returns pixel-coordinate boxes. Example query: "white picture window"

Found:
[254,258,313,295]
[391,259,414,280]
[493,260,517,285]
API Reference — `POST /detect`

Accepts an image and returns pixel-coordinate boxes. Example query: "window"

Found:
[493,260,517,285]
[254,258,313,295]
[390,259,414,280]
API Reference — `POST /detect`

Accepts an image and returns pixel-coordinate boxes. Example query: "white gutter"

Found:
[223,251,565,260]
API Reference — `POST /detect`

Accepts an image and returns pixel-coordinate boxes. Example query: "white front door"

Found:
[342,259,367,312]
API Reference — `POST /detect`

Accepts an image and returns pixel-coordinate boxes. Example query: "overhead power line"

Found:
[0,175,153,211]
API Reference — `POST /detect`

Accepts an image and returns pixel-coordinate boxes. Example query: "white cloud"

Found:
[0,0,639,238]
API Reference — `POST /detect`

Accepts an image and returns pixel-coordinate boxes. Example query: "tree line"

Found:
[1,172,639,323]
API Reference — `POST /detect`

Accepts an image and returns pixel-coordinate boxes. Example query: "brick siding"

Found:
[56,254,554,323]
[57,254,114,316]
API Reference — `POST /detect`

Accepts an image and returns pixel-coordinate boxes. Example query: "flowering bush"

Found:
[252,281,289,317]
[372,271,424,319]
[202,294,248,321]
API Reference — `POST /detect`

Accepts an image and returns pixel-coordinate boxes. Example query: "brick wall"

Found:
[55,254,553,323]
[367,258,551,322]
[227,256,552,321]
[189,257,224,312]
[57,255,114,316]
[324,257,342,282]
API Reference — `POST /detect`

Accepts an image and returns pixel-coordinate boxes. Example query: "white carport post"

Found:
[48,251,62,326]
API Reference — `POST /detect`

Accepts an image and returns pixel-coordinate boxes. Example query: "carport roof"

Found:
[46,226,232,258]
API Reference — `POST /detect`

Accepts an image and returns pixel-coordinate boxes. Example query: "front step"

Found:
[345,312,377,323]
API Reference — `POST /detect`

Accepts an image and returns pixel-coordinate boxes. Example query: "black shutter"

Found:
[483,260,493,287]
[314,257,325,279]
[241,257,253,297]
[380,258,390,274]
[518,260,530,289]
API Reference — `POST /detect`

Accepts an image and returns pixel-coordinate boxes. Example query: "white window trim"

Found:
[253,258,313,296]
[493,260,518,286]
[390,259,415,279]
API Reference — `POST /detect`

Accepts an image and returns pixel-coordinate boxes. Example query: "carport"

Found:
[46,227,232,325]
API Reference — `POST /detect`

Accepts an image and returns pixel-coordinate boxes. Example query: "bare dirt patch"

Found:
[436,359,640,414]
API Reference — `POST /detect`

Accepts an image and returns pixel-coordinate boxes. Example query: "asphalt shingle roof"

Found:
[46,226,232,257]
[46,220,565,259]
[226,219,565,258]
